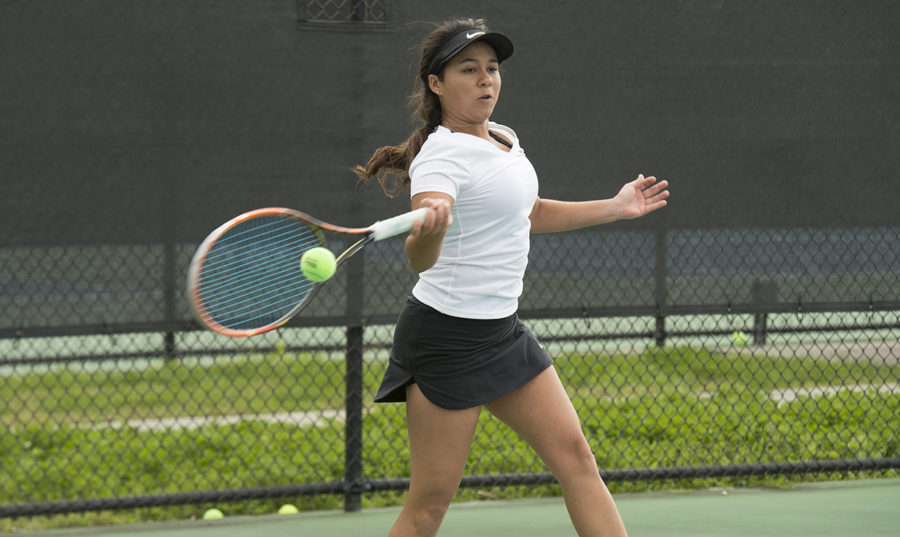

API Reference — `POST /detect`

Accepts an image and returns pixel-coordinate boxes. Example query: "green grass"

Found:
[2,352,349,426]
[1,345,898,531]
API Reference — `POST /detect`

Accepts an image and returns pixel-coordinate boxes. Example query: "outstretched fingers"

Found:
[639,175,670,214]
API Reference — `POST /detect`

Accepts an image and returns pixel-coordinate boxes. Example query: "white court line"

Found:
[768,383,900,405]
[90,409,346,432]
[85,382,900,432]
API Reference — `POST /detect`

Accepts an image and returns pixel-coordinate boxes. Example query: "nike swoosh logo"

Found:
[466,31,485,39]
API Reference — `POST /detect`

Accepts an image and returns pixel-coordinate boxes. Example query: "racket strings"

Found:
[203,227,313,291]
[196,215,323,330]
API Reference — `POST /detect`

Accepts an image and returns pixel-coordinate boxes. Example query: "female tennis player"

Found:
[355,17,669,537]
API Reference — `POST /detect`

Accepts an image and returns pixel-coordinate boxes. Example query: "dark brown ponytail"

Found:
[353,18,490,197]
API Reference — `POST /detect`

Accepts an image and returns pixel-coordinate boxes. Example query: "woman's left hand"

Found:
[615,174,669,219]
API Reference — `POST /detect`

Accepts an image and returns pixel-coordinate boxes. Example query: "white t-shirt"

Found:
[409,123,539,319]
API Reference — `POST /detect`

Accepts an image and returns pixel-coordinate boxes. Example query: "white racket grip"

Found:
[370,208,428,241]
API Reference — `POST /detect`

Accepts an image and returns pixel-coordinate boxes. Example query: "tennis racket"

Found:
[187,207,427,337]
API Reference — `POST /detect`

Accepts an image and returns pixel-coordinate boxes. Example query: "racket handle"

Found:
[370,208,428,241]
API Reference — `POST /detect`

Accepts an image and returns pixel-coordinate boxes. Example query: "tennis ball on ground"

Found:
[731,330,749,347]
[202,508,224,520]
[300,247,337,282]
[277,504,299,515]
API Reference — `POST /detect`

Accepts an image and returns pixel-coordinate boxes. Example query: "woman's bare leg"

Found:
[387,384,482,537]
[485,367,628,537]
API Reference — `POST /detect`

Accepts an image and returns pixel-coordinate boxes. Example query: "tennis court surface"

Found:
[17,479,899,537]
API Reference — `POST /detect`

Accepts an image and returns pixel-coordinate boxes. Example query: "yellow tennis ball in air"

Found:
[300,247,337,282]
[277,504,299,515]
[202,508,224,520]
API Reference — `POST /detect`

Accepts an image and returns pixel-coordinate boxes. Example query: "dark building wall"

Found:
[2,0,898,247]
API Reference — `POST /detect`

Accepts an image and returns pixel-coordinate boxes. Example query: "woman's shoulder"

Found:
[414,126,474,163]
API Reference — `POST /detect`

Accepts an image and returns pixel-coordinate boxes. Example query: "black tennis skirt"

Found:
[374,296,553,410]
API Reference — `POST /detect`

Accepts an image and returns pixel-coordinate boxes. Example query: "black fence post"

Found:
[344,324,364,512]
[163,241,177,359]
[751,279,778,346]
[343,242,365,512]
[654,225,668,346]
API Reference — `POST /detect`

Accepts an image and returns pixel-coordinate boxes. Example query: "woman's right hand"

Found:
[410,195,454,236]
[406,193,454,272]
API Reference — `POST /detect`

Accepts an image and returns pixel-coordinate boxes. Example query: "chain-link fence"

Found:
[2,0,899,522]
[2,227,898,517]
[299,0,387,25]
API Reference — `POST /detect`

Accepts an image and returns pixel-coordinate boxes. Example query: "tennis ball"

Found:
[277,504,299,515]
[202,508,224,520]
[300,247,336,282]
[731,330,749,347]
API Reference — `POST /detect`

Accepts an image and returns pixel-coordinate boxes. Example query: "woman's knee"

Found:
[547,432,599,478]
